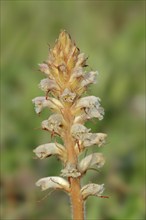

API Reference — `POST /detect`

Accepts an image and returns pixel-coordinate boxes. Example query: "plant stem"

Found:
[63,107,85,220]
[70,178,84,220]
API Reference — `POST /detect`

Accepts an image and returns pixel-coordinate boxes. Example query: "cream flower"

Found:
[81,183,105,200]
[33,143,67,162]
[71,124,107,148]
[71,124,90,141]
[75,96,104,120]
[36,176,70,192]
[70,67,84,80]
[81,71,97,87]
[83,133,107,147]
[39,63,54,79]
[41,114,64,135]
[39,78,59,93]
[79,153,105,174]
[75,53,87,67]
[32,97,63,114]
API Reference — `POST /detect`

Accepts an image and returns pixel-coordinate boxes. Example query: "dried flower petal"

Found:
[36,176,70,192]
[79,153,105,173]
[61,163,81,178]
[33,143,67,162]
[32,97,63,114]
[41,114,64,135]
[60,88,76,103]
[81,183,105,200]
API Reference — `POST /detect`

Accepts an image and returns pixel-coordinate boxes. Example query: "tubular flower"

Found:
[71,123,107,152]
[81,183,105,200]
[32,96,63,114]
[78,153,105,174]
[36,176,70,192]
[81,71,97,87]
[33,143,67,162]
[74,96,104,121]
[39,78,59,94]
[32,30,108,220]
[41,113,65,136]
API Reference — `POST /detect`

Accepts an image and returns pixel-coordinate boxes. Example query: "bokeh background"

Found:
[1,0,145,219]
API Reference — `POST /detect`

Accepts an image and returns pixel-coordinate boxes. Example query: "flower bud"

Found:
[36,176,70,192]
[81,183,105,200]
[79,153,105,174]
[33,143,67,162]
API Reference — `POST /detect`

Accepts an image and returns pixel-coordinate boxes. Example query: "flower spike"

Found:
[32,31,108,220]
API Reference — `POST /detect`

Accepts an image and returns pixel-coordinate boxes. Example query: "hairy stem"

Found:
[63,107,84,220]
[70,178,84,220]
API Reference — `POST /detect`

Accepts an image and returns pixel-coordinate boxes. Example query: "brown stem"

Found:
[70,178,84,220]
[63,107,85,220]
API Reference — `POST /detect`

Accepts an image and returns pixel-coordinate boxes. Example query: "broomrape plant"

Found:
[32,31,108,220]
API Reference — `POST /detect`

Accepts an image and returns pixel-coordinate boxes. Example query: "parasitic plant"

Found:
[32,31,107,220]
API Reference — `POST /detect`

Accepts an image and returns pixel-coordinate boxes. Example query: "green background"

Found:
[1,0,145,219]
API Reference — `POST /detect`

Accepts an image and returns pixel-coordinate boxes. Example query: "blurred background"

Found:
[1,0,145,219]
